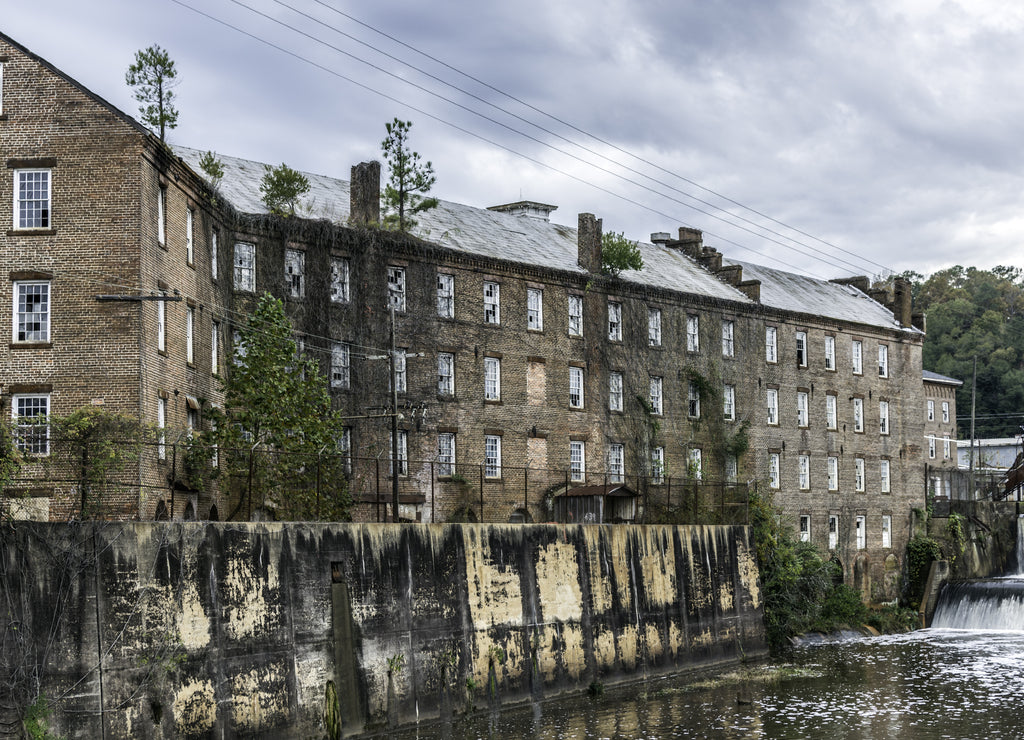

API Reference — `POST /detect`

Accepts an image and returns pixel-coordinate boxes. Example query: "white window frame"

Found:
[687,315,700,352]
[651,446,665,484]
[285,249,305,298]
[765,326,777,363]
[824,335,836,371]
[331,342,350,389]
[14,169,52,230]
[829,515,839,550]
[436,273,454,318]
[234,242,255,292]
[394,349,407,393]
[795,331,807,367]
[855,516,866,550]
[826,394,837,430]
[880,400,890,435]
[388,266,406,312]
[186,306,194,365]
[722,319,734,357]
[157,185,165,245]
[211,321,220,374]
[768,453,780,489]
[331,258,350,303]
[527,288,543,331]
[689,382,701,419]
[569,366,584,409]
[688,448,703,481]
[881,459,891,493]
[185,207,195,265]
[570,440,585,482]
[391,430,408,477]
[13,393,50,456]
[438,352,454,396]
[827,456,839,491]
[648,307,662,347]
[723,384,735,421]
[853,398,864,433]
[438,432,455,477]
[798,454,810,490]
[609,371,623,412]
[484,356,501,401]
[568,295,583,337]
[799,515,811,543]
[882,515,892,548]
[944,434,951,460]
[483,281,500,324]
[725,454,738,483]
[942,401,950,424]
[211,229,219,280]
[156,293,166,352]
[766,388,778,425]
[649,376,663,415]
[797,391,809,428]
[927,400,935,421]
[13,280,50,343]
[852,340,863,375]
[485,435,502,478]
[928,436,936,459]
[607,443,625,483]
[878,344,889,377]
[157,396,167,461]
[608,301,622,341]
[0,62,4,116]
[855,458,865,492]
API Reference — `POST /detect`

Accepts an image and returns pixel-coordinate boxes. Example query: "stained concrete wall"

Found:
[0,522,765,738]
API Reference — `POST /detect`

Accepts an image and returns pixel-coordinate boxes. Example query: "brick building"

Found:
[0,32,931,598]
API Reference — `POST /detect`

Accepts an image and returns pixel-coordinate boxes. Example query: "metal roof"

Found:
[923,369,964,386]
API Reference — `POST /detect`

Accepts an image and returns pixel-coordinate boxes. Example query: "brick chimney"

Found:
[578,213,602,273]
[349,161,380,226]
[893,276,913,328]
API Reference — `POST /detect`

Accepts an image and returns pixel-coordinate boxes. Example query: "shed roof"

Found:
[923,369,964,386]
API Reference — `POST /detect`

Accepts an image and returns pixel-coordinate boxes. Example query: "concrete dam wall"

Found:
[0,522,767,737]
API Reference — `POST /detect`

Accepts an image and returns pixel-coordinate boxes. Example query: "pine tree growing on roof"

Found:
[381,118,438,232]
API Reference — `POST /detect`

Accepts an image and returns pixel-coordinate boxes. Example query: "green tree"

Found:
[212,294,350,521]
[601,231,644,276]
[125,44,179,142]
[260,163,310,216]
[198,150,225,192]
[381,118,438,231]
[0,416,23,497]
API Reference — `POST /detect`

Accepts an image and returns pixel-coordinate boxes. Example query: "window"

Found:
[0,62,4,115]
[186,404,198,435]
[391,430,408,476]
[338,427,351,474]
[394,350,407,393]
[795,331,807,367]
[765,326,777,363]
[608,301,622,341]
[184,207,195,264]
[687,315,700,352]
[799,515,810,543]
[156,185,165,244]
[527,288,543,330]
[648,308,662,346]
[485,435,502,478]
[723,384,735,421]
[285,249,304,298]
[879,401,890,435]
[824,336,836,371]
[688,448,703,481]
[688,382,701,419]
[232,329,247,363]
[881,460,891,493]
[826,394,837,430]
[388,267,406,311]
[607,444,625,483]
[156,293,166,352]
[855,516,866,550]
[797,391,808,427]
[798,454,810,490]
[570,441,585,482]
[568,295,583,337]
[827,456,839,491]
[438,433,455,477]
[331,258,350,303]
[211,229,219,280]
[852,340,863,375]
[234,242,255,292]
[882,515,892,548]
[828,515,839,550]
[768,453,780,489]
[14,281,50,342]
[927,400,935,421]
[569,366,584,409]
[438,352,454,395]
[15,169,52,230]
[651,447,665,484]
[331,343,350,389]
[766,389,778,425]
[157,396,167,461]
[725,454,738,483]
[942,401,950,424]
[186,306,194,365]
[609,372,623,412]
[928,436,936,459]
[855,458,865,492]
[483,281,500,323]
[722,320,734,357]
[853,398,864,432]
[436,273,454,318]
[944,434,951,459]
[13,394,49,455]
[649,376,663,415]
[484,357,501,401]
[211,321,220,374]
[878,345,889,377]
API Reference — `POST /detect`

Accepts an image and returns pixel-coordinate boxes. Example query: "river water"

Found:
[385,627,1024,739]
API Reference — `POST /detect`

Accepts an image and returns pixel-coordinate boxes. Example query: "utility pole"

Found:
[389,306,400,523]
[969,355,977,498]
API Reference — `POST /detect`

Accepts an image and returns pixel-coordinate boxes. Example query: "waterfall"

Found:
[932,579,1024,630]
[1017,516,1024,576]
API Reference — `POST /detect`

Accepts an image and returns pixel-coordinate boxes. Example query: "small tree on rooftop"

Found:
[198,150,225,192]
[125,44,179,142]
[381,118,438,232]
[260,163,310,216]
[601,231,644,276]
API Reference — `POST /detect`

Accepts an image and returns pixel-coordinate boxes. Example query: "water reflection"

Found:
[383,629,1024,739]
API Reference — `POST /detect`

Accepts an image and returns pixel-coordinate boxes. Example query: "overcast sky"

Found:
[6,0,1024,280]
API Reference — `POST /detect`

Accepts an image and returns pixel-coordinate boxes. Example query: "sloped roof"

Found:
[923,369,963,386]
[559,484,638,498]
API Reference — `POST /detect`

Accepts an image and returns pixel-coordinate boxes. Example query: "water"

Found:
[383,629,1024,739]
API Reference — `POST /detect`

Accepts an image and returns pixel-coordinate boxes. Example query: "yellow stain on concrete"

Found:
[581,528,613,614]
[593,626,617,671]
[535,540,583,623]
[562,623,586,680]
[230,663,290,731]
[617,624,639,671]
[463,525,525,630]
[736,539,762,609]
[667,619,683,660]
[173,678,217,735]
[535,625,560,682]
[637,528,677,608]
[691,627,713,649]
[606,527,633,611]
[686,530,714,612]
[645,623,663,662]
[177,577,211,649]
[222,537,282,641]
